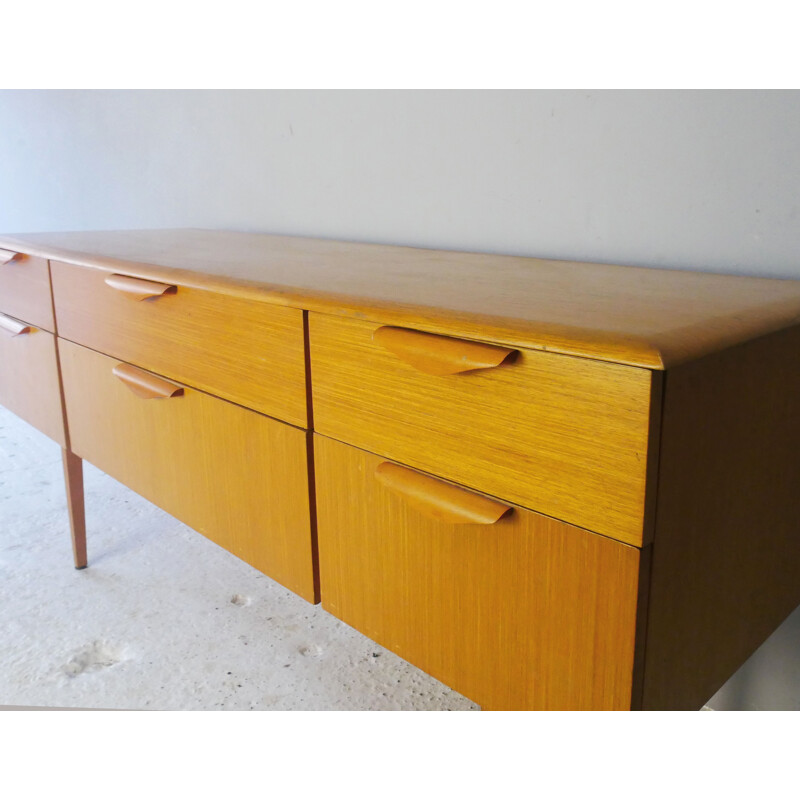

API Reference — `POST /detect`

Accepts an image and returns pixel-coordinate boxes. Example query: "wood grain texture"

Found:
[310,313,656,546]
[0,252,55,332]
[50,260,307,427]
[315,435,642,710]
[4,230,800,368]
[59,339,317,602]
[62,450,87,569]
[642,322,800,710]
[0,326,66,446]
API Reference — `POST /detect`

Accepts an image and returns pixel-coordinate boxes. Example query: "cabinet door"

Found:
[315,434,642,710]
[59,339,317,602]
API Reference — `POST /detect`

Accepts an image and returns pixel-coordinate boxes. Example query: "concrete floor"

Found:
[0,407,478,711]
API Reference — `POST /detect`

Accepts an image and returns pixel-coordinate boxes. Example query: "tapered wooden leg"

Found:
[62,449,87,569]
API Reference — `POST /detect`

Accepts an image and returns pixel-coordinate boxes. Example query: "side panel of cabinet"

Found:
[314,434,642,710]
[59,339,317,602]
[643,323,800,709]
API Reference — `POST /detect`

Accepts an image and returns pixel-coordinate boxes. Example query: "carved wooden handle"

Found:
[375,462,511,524]
[104,273,177,299]
[0,312,33,336]
[0,249,22,265]
[373,326,515,376]
[113,363,184,399]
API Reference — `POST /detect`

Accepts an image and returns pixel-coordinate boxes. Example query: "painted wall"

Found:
[2,90,799,709]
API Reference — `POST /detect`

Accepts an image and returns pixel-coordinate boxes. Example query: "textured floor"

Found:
[0,407,478,710]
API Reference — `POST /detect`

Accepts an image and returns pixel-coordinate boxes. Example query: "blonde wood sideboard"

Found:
[2,229,800,710]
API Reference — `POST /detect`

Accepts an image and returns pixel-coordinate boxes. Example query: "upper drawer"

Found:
[51,261,308,427]
[0,250,55,332]
[309,314,658,546]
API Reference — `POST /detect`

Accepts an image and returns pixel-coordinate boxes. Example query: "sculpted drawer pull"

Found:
[0,312,33,336]
[112,363,184,399]
[0,249,23,265]
[373,326,515,376]
[375,461,511,524]
[104,273,177,299]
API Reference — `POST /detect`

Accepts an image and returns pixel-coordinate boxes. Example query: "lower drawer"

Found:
[314,434,643,710]
[59,339,316,602]
[0,314,66,446]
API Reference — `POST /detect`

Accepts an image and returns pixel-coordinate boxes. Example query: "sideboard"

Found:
[2,229,800,710]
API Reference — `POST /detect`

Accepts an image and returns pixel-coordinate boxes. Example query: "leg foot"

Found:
[62,449,87,569]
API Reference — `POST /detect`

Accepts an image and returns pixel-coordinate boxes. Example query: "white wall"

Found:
[3,90,800,277]
[2,89,799,709]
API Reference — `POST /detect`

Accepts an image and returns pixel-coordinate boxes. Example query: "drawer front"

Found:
[51,261,307,427]
[315,435,641,710]
[310,314,655,546]
[0,315,66,446]
[59,339,316,602]
[0,250,55,332]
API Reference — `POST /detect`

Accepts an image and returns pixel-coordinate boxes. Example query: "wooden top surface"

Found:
[3,228,800,369]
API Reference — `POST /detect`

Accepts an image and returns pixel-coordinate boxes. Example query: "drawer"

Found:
[59,339,316,602]
[309,314,657,546]
[51,261,307,427]
[0,249,55,332]
[315,435,642,710]
[0,313,66,446]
